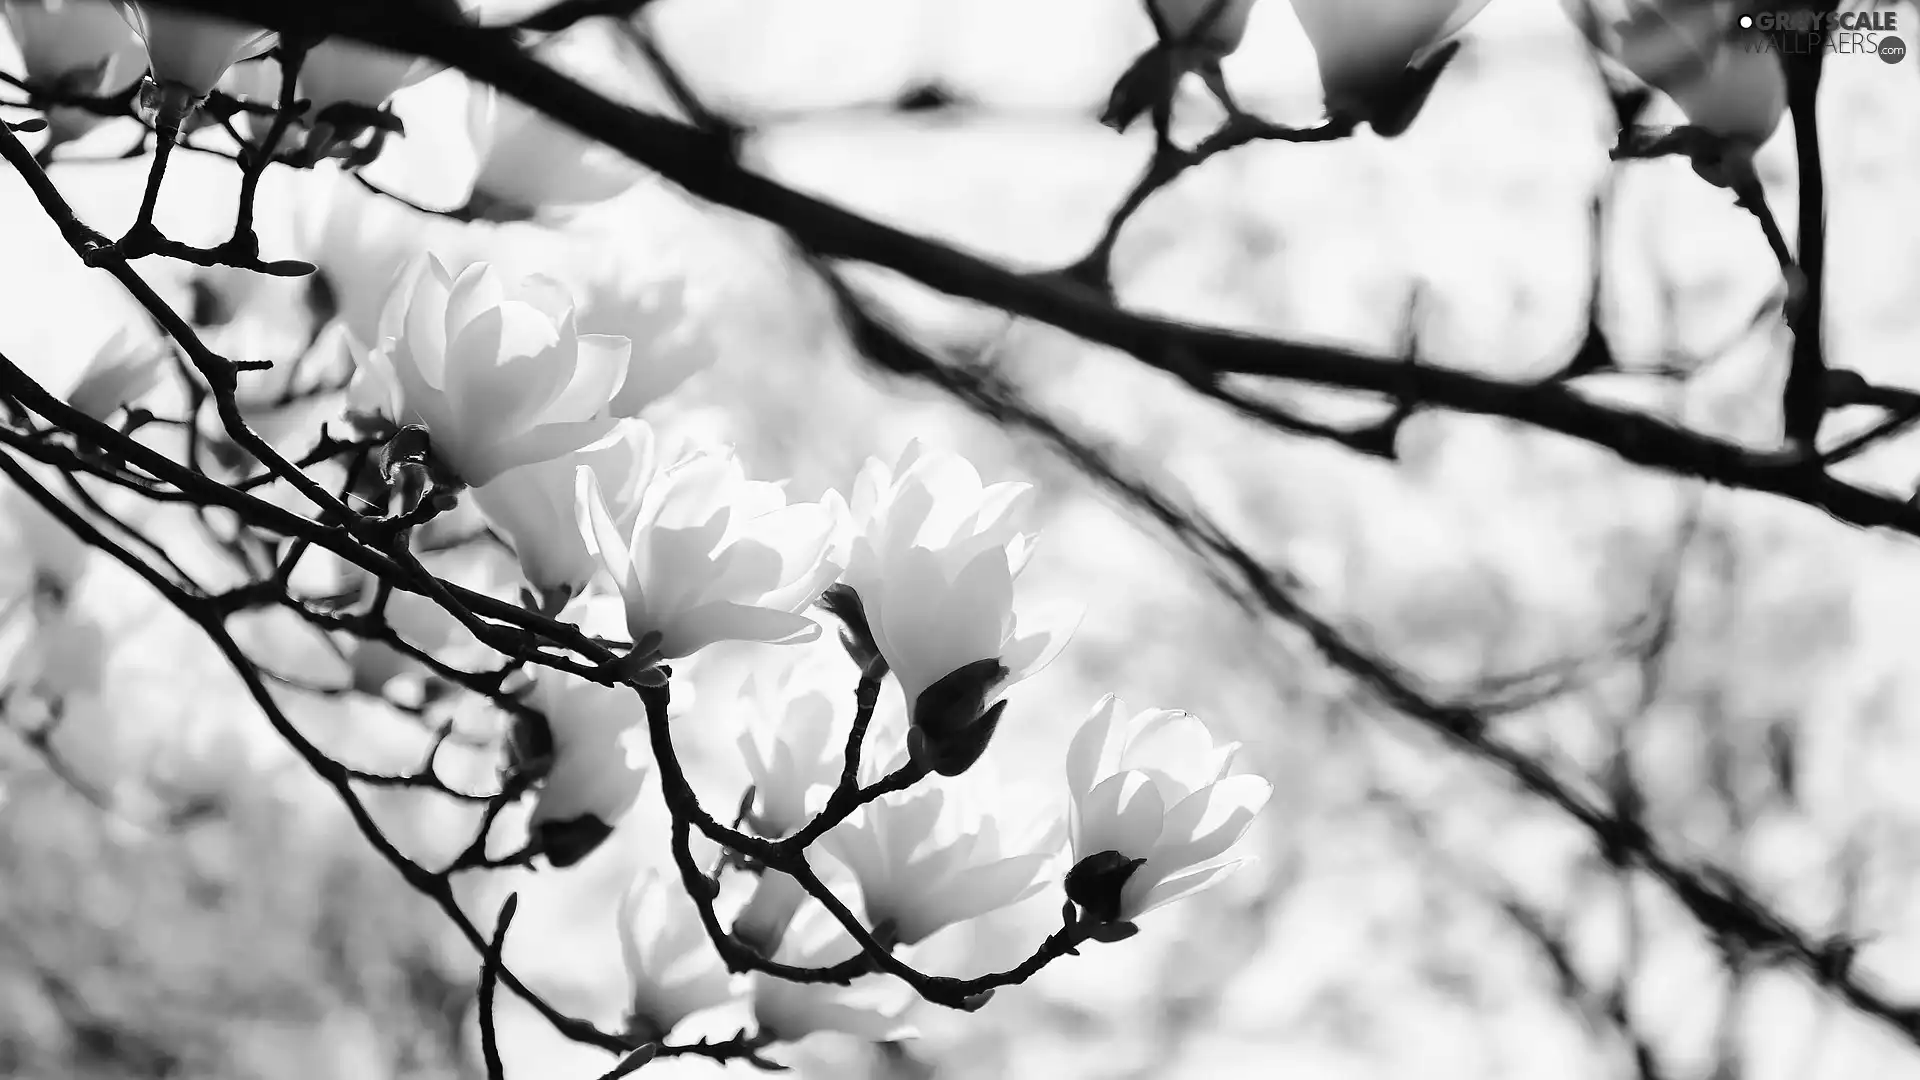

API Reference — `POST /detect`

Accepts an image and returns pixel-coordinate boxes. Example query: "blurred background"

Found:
[3,0,1920,1077]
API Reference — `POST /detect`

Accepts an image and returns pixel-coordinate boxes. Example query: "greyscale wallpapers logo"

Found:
[1739,7,1907,63]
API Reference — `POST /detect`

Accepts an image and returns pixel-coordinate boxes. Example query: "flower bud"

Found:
[533,816,614,870]
[907,658,1008,778]
[817,583,884,675]
[1064,849,1147,926]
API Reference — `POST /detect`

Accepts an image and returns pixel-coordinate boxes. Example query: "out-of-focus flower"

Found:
[1567,0,1783,182]
[118,0,273,121]
[2,604,107,703]
[0,0,145,145]
[300,40,417,120]
[1101,0,1256,132]
[292,4,458,165]
[750,909,915,1045]
[472,419,655,611]
[291,177,444,347]
[821,787,1057,947]
[617,870,737,1042]
[346,255,632,489]
[576,272,717,418]
[462,25,643,220]
[828,442,1071,777]
[523,670,649,868]
[1667,37,1784,151]
[732,869,811,958]
[575,450,842,668]
[736,671,843,839]
[1062,696,1271,926]
[729,666,848,957]
[66,328,163,421]
[465,89,639,220]
[0,483,92,605]
[1289,0,1491,135]
[343,575,473,697]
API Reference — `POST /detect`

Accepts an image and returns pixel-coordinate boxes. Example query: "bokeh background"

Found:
[4,0,1920,1077]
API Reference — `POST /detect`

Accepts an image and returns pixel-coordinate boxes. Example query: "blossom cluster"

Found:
[324,253,1275,1049]
[8,0,1814,1066]
[1111,0,1789,182]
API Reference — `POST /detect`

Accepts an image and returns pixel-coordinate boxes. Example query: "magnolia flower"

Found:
[300,39,418,119]
[1062,696,1271,926]
[0,0,145,145]
[1290,0,1492,134]
[346,255,632,489]
[3,604,107,704]
[118,1,273,108]
[828,442,1070,776]
[617,870,737,1042]
[471,419,655,610]
[292,8,456,165]
[343,576,472,697]
[1101,0,1259,131]
[576,272,716,418]
[822,787,1057,947]
[1667,37,1784,147]
[575,449,842,667]
[462,27,643,220]
[750,909,915,1045]
[523,671,649,868]
[1,484,91,605]
[66,329,163,421]
[1567,1,1783,182]
[736,672,844,839]
[466,91,639,220]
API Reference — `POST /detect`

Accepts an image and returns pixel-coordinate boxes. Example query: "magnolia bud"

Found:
[1064,849,1147,925]
[908,657,1010,777]
[534,815,615,869]
[818,583,885,676]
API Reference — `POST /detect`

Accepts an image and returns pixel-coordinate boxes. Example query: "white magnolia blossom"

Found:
[3,603,107,704]
[736,670,843,838]
[1289,0,1491,123]
[347,255,633,488]
[1,484,91,604]
[822,786,1058,947]
[1,0,145,144]
[1064,696,1272,923]
[299,38,420,118]
[118,0,273,97]
[1577,0,1782,143]
[471,419,655,606]
[830,442,1071,766]
[1667,39,1783,147]
[524,670,650,865]
[575,450,843,664]
[731,869,811,958]
[66,328,163,422]
[750,909,915,1046]
[617,870,737,1042]
[576,272,717,418]
[464,28,641,218]
[1566,0,1783,182]
[344,575,473,697]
